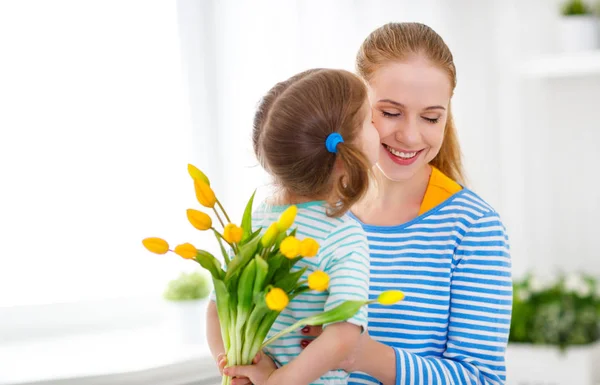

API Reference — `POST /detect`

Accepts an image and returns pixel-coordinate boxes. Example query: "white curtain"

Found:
[0,0,199,306]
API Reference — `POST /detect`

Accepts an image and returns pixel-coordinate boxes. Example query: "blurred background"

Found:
[0,0,599,384]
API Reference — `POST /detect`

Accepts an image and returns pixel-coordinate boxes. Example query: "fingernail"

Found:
[301,326,310,333]
[300,340,309,347]
[223,368,230,375]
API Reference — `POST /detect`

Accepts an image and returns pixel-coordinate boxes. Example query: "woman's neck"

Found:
[353,164,432,226]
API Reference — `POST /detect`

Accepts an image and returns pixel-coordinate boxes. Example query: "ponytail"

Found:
[329,143,372,217]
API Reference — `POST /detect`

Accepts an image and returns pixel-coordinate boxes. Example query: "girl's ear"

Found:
[333,158,348,189]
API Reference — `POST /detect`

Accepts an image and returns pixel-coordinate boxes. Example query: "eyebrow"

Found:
[377,99,446,111]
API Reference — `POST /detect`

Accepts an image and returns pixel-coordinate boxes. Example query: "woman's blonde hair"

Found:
[356,22,465,184]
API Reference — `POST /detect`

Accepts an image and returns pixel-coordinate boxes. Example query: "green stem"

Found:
[221,374,231,385]
[212,228,231,264]
[241,307,268,363]
[216,199,232,223]
[261,319,305,349]
[213,207,226,228]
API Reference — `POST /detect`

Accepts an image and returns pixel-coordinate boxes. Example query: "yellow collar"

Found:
[418,167,463,215]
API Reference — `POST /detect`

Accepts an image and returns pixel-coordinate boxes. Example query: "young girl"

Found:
[206,68,381,385]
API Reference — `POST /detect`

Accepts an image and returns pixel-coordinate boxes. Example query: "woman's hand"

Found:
[300,325,370,373]
[224,351,278,385]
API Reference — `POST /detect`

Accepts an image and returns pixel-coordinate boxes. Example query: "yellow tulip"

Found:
[187,164,210,185]
[194,179,216,208]
[142,237,169,255]
[377,290,405,305]
[186,209,212,231]
[223,223,243,244]
[261,223,279,248]
[299,238,319,257]
[265,287,289,311]
[308,270,330,292]
[174,243,198,259]
[277,205,297,232]
[280,236,301,259]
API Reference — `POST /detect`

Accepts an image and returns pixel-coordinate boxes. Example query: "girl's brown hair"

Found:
[356,22,465,184]
[253,69,371,217]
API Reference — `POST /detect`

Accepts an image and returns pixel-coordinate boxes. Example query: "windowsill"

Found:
[0,324,219,385]
[0,298,220,385]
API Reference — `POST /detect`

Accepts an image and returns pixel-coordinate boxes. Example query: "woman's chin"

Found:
[375,162,422,182]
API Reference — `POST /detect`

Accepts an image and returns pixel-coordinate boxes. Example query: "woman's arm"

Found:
[306,212,513,385]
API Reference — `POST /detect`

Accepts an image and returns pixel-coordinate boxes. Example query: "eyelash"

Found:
[381,111,439,124]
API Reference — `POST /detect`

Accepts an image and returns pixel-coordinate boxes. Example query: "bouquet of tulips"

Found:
[143,165,404,385]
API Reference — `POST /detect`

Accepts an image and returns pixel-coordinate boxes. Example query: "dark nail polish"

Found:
[300,340,309,347]
[301,326,310,333]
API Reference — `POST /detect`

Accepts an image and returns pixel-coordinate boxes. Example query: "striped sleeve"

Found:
[320,222,371,330]
[393,212,512,385]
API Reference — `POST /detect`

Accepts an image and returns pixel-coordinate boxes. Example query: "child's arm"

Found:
[268,321,361,385]
[224,321,361,385]
[206,300,225,362]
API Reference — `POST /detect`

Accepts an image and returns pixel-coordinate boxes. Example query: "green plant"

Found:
[561,0,593,15]
[164,271,212,301]
[510,272,600,350]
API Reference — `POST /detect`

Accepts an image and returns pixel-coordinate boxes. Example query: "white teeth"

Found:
[385,145,417,159]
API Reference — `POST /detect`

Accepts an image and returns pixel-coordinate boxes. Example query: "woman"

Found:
[227,22,512,385]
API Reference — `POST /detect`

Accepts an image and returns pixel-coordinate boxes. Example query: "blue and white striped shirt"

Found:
[348,189,512,385]
[256,200,371,385]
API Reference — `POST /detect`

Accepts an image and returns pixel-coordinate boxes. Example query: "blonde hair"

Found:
[356,22,465,184]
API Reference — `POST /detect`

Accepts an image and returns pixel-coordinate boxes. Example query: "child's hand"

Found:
[216,353,227,375]
[224,351,277,385]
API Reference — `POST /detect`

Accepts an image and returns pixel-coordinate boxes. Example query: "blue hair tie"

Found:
[325,133,344,154]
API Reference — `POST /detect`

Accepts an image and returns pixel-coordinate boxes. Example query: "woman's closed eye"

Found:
[381,110,401,118]
[422,116,439,124]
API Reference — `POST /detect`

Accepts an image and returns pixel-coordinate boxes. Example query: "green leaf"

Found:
[253,256,269,299]
[237,259,257,310]
[213,229,230,265]
[225,234,261,283]
[264,252,284,284]
[195,249,225,280]
[240,190,257,243]
[290,285,311,300]
[241,227,263,247]
[212,278,231,350]
[274,266,307,293]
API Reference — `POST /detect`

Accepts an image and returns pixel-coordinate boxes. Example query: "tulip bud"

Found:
[223,223,243,244]
[174,243,198,259]
[280,236,301,259]
[142,237,169,255]
[194,179,216,208]
[265,287,289,311]
[308,271,330,292]
[299,238,319,257]
[276,205,297,232]
[186,209,212,230]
